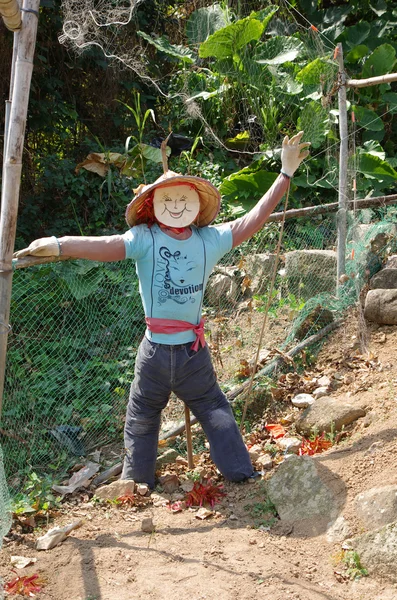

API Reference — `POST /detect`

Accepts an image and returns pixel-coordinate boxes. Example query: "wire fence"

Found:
[2,204,397,496]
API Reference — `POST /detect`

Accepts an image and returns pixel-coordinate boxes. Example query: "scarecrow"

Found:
[14,132,310,488]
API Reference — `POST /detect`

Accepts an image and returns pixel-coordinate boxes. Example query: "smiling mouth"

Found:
[168,209,185,218]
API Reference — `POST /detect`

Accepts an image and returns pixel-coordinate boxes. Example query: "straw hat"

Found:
[125,136,221,228]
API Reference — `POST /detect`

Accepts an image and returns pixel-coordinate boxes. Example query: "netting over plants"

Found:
[3,0,397,498]
[3,203,397,495]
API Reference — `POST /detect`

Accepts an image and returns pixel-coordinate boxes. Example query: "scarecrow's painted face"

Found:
[153,184,200,227]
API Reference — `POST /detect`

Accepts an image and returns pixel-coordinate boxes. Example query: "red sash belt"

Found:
[145,317,206,352]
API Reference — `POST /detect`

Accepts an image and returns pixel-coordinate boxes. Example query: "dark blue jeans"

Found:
[121,337,254,488]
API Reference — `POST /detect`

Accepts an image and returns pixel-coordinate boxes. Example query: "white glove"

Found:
[281,131,310,178]
[13,236,61,259]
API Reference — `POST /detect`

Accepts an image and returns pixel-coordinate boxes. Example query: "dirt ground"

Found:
[2,309,397,600]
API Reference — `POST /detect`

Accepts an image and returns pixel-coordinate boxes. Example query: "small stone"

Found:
[229,514,238,521]
[276,437,302,454]
[151,493,170,507]
[141,518,155,533]
[159,473,180,494]
[196,507,213,520]
[137,484,149,496]
[313,386,328,399]
[291,393,315,408]
[95,479,136,501]
[318,376,331,387]
[248,444,262,462]
[180,479,194,493]
[256,454,273,470]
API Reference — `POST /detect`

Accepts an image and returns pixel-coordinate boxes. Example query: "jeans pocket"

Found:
[182,342,205,361]
[139,337,158,360]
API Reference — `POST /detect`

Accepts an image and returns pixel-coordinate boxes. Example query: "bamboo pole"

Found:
[347,73,397,88]
[0,0,40,417]
[0,0,21,30]
[337,43,349,286]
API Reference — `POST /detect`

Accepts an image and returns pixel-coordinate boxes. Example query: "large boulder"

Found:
[370,268,397,289]
[348,521,397,583]
[205,267,241,306]
[364,289,397,325]
[284,250,337,300]
[295,396,366,436]
[355,485,397,530]
[243,253,276,295]
[267,455,345,536]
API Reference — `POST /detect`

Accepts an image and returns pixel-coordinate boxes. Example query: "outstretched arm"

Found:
[13,235,126,262]
[229,132,310,248]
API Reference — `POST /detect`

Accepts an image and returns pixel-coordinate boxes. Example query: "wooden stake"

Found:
[0,0,40,417]
[184,404,194,469]
[337,42,349,287]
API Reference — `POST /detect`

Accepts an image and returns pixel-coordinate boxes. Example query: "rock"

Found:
[248,444,263,462]
[205,270,240,306]
[364,289,397,325]
[151,493,170,507]
[355,485,397,529]
[313,386,328,399]
[317,375,331,387]
[95,479,136,500]
[256,454,273,470]
[276,437,302,454]
[159,473,180,494]
[267,455,344,535]
[141,518,155,533]
[156,448,179,467]
[137,484,149,496]
[385,255,397,268]
[180,479,194,493]
[326,515,352,543]
[243,253,276,295]
[285,250,337,300]
[291,393,315,408]
[196,507,213,519]
[295,396,366,436]
[370,268,397,289]
[348,521,397,583]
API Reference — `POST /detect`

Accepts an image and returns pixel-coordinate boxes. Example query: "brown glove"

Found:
[13,236,61,259]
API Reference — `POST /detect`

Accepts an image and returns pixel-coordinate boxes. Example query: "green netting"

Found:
[2,204,396,496]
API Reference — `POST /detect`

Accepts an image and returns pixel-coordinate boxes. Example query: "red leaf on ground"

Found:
[299,434,333,455]
[185,480,226,508]
[4,573,45,596]
[265,423,286,439]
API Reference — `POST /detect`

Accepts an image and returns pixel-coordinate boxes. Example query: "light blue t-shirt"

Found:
[122,223,233,344]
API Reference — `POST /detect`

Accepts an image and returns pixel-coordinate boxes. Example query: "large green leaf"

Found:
[346,45,369,63]
[140,144,168,163]
[220,170,278,206]
[343,21,371,47]
[137,31,195,64]
[255,36,303,65]
[362,44,396,78]
[297,102,329,149]
[186,4,228,44]
[358,153,397,181]
[296,58,337,86]
[381,92,397,113]
[352,106,384,131]
[199,16,264,59]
